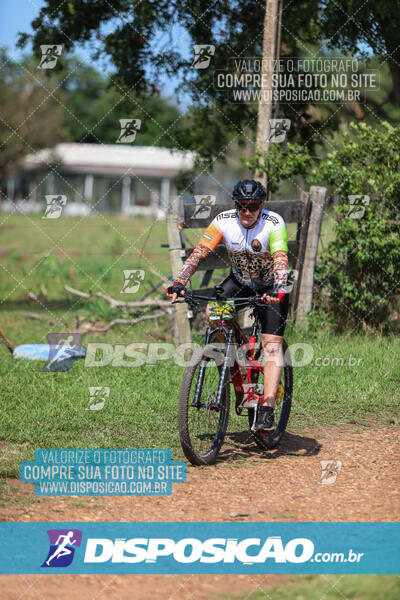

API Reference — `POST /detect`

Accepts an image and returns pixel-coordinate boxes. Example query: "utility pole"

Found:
[255,0,283,194]
[166,197,192,344]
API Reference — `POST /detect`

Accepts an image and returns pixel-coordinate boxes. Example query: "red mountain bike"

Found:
[177,288,293,466]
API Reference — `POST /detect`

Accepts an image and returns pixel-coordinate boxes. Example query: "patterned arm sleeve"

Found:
[272,250,288,288]
[176,220,223,285]
[270,223,288,289]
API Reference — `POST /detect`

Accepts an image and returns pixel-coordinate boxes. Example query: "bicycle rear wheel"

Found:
[247,339,293,450]
[179,341,230,465]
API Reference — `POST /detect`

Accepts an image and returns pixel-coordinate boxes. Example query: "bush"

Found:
[311,122,400,332]
[247,142,312,193]
[247,122,400,332]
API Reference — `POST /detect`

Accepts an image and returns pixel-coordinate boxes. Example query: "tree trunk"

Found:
[0,163,8,200]
[388,55,400,107]
[255,0,282,191]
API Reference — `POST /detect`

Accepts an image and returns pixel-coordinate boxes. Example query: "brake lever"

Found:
[171,296,199,307]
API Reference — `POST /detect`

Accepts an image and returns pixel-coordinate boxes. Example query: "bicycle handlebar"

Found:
[173,290,277,307]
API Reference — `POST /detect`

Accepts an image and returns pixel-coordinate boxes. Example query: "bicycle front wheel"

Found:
[178,342,230,465]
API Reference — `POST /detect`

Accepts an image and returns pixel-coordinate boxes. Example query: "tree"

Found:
[51,56,182,146]
[0,49,69,194]
[247,122,400,331]
[311,122,400,332]
[18,0,400,173]
[17,0,321,166]
[317,1,400,106]
[247,141,312,194]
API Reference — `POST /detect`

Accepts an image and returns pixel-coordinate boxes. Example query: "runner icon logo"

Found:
[319,460,342,485]
[43,195,67,219]
[86,386,110,411]
[116,119,142,143]
[42,333,83,372]
[38,45,63,69]
[268,118,291,143]
[121,269,145,294]
[42,529,82,568]
[191,45,215,69]
[347,195,370,219]
[192,195,216,220]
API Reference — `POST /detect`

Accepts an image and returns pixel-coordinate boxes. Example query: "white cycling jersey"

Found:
[199,208,288,285]
[177,208,288,288]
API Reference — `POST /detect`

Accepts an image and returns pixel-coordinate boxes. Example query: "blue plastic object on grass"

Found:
[13,344,86,360]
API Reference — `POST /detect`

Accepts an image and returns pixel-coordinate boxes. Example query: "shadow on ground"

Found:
[217,429,321,463]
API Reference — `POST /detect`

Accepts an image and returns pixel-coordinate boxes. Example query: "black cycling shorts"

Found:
[214,272,289,336]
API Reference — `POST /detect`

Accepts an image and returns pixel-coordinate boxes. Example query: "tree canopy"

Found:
[0,50,182,186]
[317,0,400,105]
[17,0,400,168]
[17,0,323,163]
[0,49,68,188]
[52,56,182,146]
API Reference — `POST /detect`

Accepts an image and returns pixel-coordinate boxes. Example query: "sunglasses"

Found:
[234,200,262,213]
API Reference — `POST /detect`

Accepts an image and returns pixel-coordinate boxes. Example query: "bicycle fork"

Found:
[191,326,235,409]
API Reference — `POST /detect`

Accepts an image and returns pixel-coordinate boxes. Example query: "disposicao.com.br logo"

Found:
[81,536,363,565]
[38,531,365,571]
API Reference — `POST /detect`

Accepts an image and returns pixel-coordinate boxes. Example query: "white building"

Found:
[3,143,196,217]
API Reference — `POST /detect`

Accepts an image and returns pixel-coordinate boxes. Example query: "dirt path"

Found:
[1,425,399,599]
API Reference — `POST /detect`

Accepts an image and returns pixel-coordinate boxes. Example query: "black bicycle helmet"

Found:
[232,179,267,201]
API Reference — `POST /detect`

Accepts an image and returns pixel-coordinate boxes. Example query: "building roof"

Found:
[22,143,196,177]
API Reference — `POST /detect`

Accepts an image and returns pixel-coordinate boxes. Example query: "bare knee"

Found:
[261,335,283,363]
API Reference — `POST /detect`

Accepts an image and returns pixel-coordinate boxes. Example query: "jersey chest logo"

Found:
[262,213,279,225]
[251,238,262,252]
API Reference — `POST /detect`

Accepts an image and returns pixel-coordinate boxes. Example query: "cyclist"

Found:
[166,179,289,432]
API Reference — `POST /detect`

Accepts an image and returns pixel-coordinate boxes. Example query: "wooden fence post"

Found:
[295,186,327,328]
[291,190,311,314]
[166,197,192,344]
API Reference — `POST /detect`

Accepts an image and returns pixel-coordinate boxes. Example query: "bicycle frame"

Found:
[192,309,265,411]
[230,316,265,410]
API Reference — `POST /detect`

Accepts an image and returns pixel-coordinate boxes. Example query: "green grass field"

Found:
[0,212,335,302]
[1,324,399,476]
[1,214,399,477]
[225,574,400,599]
[0,214,173,301]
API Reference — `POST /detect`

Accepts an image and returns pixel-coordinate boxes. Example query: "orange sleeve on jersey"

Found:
[175,221,223,285]
[198,221,223,251]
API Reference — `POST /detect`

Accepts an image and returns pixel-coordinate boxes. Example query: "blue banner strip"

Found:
[0,522,398,574]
